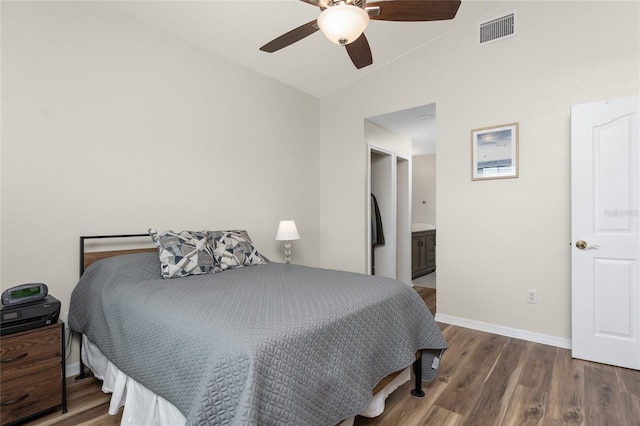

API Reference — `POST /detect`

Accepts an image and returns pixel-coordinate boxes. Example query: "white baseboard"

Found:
[434,313,571,350]
[65,361,81,378]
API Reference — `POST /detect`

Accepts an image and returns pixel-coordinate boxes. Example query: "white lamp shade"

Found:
[275,220,300,241]
[317,4,370,46]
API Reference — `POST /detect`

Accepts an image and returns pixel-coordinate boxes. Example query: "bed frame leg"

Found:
[75,334,90,381]
[411,353,425,397]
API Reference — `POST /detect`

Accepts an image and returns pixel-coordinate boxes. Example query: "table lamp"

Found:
[275,220,300,264]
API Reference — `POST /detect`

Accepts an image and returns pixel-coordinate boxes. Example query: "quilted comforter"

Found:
[69,252,447,426]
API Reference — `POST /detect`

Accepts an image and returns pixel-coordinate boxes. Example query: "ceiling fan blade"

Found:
[346,33,373,69]
[260,20,319,53]
[366,0,461,22]
[298,0,324,7]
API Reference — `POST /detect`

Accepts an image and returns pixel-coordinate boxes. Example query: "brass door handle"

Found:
[576,240,599,250]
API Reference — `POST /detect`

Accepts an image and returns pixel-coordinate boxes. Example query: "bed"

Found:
[68,231,447,425]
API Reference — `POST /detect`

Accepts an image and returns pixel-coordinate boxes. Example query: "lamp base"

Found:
[284,241,292,264]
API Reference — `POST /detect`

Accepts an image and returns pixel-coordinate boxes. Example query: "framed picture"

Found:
[471,122,519,180]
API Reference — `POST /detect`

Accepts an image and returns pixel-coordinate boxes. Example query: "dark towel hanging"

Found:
[371,193,385,275]
[371,193,385,246]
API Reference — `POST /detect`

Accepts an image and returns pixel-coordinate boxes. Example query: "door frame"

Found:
[366,144,396,278]
[366,144,412,284]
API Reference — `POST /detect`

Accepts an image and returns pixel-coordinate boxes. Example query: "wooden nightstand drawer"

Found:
[0,322,66,425]
[0,366,62,425]
[0,325,60,369]
[0,355,60,384]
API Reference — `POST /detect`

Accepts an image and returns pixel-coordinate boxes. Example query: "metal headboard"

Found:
[79,234,152,277]
[76,233,155,381]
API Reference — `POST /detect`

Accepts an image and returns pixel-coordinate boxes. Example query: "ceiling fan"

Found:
[260,0,462,69]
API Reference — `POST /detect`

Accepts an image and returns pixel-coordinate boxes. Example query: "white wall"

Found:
[319,1,639,340]
[412,154,436,226]
[364,120,412,156]
[0,0,320,332]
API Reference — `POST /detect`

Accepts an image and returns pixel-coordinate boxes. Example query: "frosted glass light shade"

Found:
[275,220,300,241]
[317,4,370,46]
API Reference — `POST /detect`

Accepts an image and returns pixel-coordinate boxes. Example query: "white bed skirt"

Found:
[82,335,185,425]
[82,336,410,425]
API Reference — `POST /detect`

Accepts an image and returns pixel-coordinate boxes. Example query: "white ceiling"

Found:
[99,0,504,99]
[367,103,437,155]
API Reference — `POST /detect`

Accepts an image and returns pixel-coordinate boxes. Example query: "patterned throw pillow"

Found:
[148,228,220,279]
[209,230,267,270]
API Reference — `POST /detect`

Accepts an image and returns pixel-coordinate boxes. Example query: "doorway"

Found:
[366,103,437,293]
[366,144,411,284]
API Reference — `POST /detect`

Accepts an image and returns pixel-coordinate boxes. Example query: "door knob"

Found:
[576,240,599,250]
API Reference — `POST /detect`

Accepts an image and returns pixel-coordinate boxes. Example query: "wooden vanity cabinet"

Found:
[412,229,436,279]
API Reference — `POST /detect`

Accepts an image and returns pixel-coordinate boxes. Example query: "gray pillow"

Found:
[208,230,267,270]
[148,228,220,279]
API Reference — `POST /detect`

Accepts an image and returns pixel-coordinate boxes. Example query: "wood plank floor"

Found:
[24,287,640,426]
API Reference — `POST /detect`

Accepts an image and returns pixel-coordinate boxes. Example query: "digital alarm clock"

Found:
[1,283,48,306]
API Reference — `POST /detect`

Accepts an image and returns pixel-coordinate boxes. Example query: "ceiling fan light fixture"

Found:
[317,4,370,46]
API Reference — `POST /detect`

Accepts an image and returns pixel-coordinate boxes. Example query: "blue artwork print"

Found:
[475,126,516,178]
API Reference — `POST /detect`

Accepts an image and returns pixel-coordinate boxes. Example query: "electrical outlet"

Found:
[527,290,537,304]
[61,311,69,323]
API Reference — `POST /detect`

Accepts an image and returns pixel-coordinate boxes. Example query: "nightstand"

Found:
[0,321,67,425]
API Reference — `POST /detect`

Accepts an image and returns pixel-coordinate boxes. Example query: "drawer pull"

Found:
[0,352,28,363]
[0,393,30,406]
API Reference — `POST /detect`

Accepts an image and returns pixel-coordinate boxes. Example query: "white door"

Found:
[571,95,640,370]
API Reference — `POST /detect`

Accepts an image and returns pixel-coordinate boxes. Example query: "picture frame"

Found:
[471,122,519,180]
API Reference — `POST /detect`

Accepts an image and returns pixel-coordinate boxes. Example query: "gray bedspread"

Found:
[69,252,447,426]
